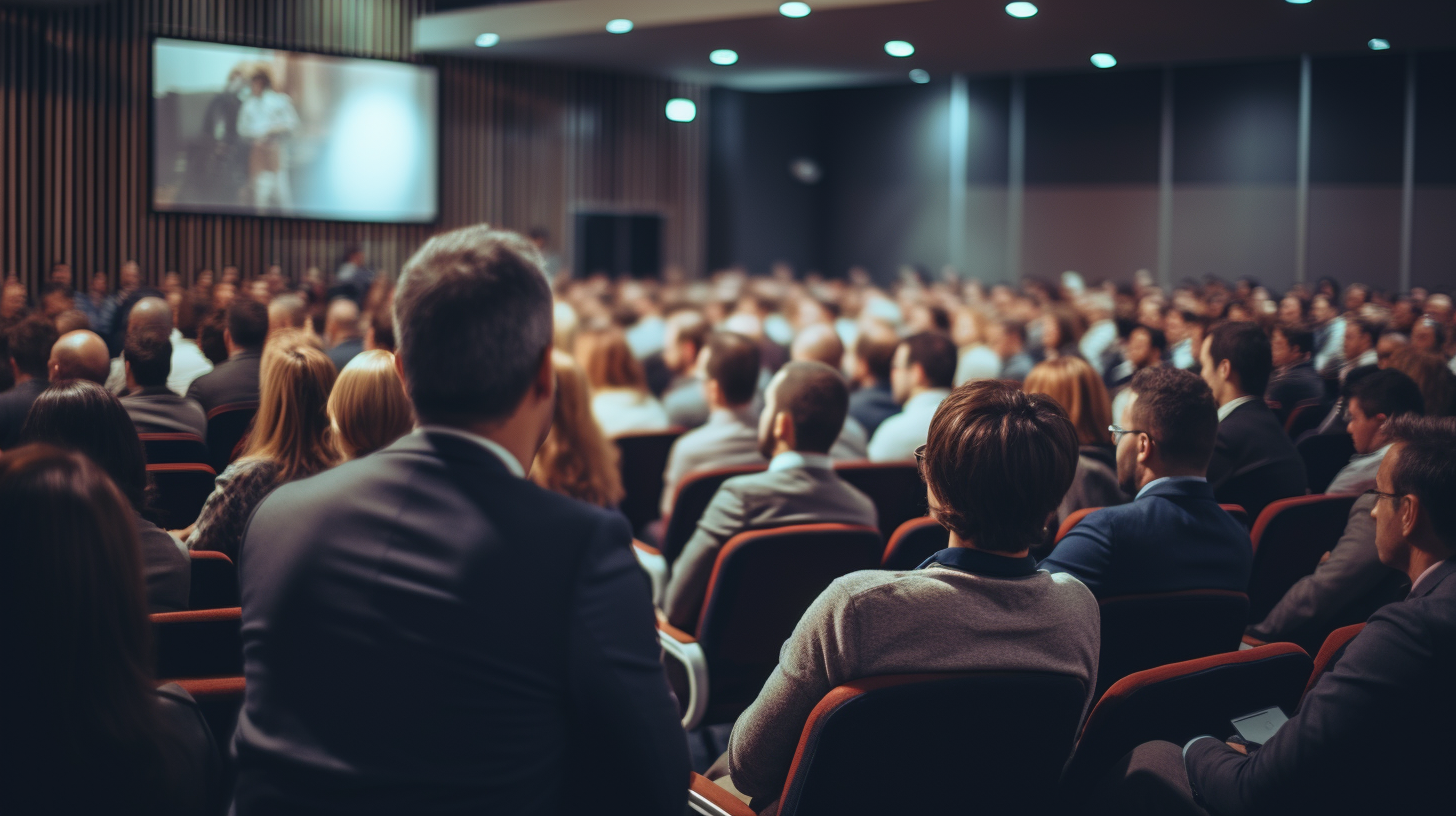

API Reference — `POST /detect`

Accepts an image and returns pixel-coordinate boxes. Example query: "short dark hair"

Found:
[705,332,761,407]
[667,308,710,354]
[1275,324,1315,356]
[198,309,229,365]
[1134,326,1168,355]
[999,319,1027,344]
[1387,416,1456,546]
[1352,369,1424,420]
[368,307,395,352]
[227,299,269,350]
[1348,317,1385,345]
[921,380,1079,552]
[902,332,957,390]
[853,330,898,383]
[124,329,171,388]
[20,380,150,513]
[8,317,60,380]
[1207,321,1274,396]
[773,361,849,454]
[395,226,552,424]
[1128,366,1219,472]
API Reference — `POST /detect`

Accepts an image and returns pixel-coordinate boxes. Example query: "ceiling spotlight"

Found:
[1368,38,1391,51]
[779,2,811,18]
[1090,52,1117,69]
[710,49,739,65]
[665,98,697,123]
[605,18,633,34]
[909,68,930,84]
[884,40,915,58]
[1005,2,1038,18]
[474,32,500,48]
[1285,0,1312,4]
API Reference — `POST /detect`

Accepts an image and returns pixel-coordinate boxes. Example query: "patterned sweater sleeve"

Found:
[186,459,280,561]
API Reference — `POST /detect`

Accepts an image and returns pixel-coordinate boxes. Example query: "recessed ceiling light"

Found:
[710,49,739,65]
[665,98,697,123]
[1368,38,1391,51]
[909,68,930,84]
[605,19,633,34]
[474,33,500,48]
[1285,0,1312,4]
[1005,2,1038,18]
[884,40,915,58]
[779,2,811,18]
[1090,52,1117,69]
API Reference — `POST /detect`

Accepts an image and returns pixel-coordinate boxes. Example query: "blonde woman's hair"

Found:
[328,349,414,459]
[1023,355,1113,447]
[529,350,625,508]
[575,327,647,391]
[242,328,341,482]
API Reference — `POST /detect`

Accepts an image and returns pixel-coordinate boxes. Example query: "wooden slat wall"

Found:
[0,0,707,294]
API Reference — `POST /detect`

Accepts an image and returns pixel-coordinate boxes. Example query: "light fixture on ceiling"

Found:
[474,33,500,48]
[665,98,697,123]
[1090,52,1117,69]
[1368,38,1391,51]
[1285,0,1312,4]
[884,40,915,58]
[1005,2,1038,18]
[779,2,811,18]
[710,49,739,65]
[909,69,930,84]
[605,19,633,34]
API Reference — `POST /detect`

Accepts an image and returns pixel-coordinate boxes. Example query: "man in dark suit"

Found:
[119,328,208,438]
[0,317,58,450]
[232,225,689,816]
[1201,322,1307,522]
[185,298,266,415]
[1041,366,1251,597]
[1264,324,1325,425]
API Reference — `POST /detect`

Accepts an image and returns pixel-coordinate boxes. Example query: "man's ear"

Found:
[705,378,723,406]
[1137,433,1154,466]
[1218,358,1233,384]
[535,349,554,399]
[773,411,795,449]
[1401,493,1422,539]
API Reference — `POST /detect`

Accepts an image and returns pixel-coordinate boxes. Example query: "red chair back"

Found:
[695,524,882,726]
[138,432,210,466]
[1220,503,1250,528]
[1095,590,1249,699]
[147,463,217,529]
[189,550,239,610]
[778,672,1087,816]
[1248,493,1360,622]
[661,464,767,564]
[832,462,927,543]
[205,402,258,472]
[151,607,243,679]
[614,429,683,538]
[171,675,245,746]
[1297,432,1357,494]
[880,516,946,571]
[1304,623,1365,698]
[1284,399,1326,438]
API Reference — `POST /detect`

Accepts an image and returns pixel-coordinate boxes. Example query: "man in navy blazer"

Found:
[1041,366,1252,597]
[232,226,689,816]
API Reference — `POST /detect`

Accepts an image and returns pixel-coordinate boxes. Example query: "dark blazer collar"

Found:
[1138,477,1217,502]
[918,547,1038,578]
[1409,557,1456,599]
[391,428,515,477]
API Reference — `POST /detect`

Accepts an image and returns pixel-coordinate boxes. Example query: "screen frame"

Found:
[147,34,441,226]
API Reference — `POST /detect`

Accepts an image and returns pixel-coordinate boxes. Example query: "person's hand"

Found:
[1226,741,1249,755]
[1319,550,1333,565]
[1242,633,1267,648]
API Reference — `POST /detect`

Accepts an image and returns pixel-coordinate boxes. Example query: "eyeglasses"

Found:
[1108,424,1147,444]
[1363,488,1405,505]
[913,444,927,463]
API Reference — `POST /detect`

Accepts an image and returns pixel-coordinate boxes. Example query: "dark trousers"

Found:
[1094,740,1209,816]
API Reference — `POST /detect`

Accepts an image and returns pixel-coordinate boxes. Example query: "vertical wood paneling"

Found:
[1,0,706,295]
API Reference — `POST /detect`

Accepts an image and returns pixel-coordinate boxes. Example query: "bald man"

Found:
[48,330,111,384]
[324,297,364,371]
[268,293,310,334]
[790,323,870,461]
[105,296,213,396]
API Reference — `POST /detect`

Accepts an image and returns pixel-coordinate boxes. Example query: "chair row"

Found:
[139,402,258,529]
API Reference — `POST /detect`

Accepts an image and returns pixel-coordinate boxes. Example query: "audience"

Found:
[266,292,310,334]
[660,307,712,428]
[1326,369,1425,494]
[788,322,870,459]
[324,297,364,371]
[660,331,765,515]
[991,318,1035,381]
[325,349,413,460]
[846,323,900,436]
[1340,316,1381,380]
[119,328,209,439]
[1024,355,1127,543]
[48,328,111,384]
[1388,346,1456,418]
[0,316,59,449]
[106,296,213,397]
[577,327,671,437]
[528,350,626,509]
[1265,323,1324,422]
[186,298,267,414]
[867,331,956,461]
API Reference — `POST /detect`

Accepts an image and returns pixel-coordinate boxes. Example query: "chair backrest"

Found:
[1248,493,1360,622]
[1284,398,1326,438]
[205,402,258,473]
[832,462,927,543]
[614,429,684,538]
[151,607,243,679]
[696,524,883,726]
[1062,643,1311,796]
[189,550,239,610]
[147,462,217,529]
[138,432,210,466]
[1095,590,1250,700]
[1304,622,1365,698]
[661,464,767,564]
[1297,432,1357,494]
[171,675,245,747]
[1055,507,1100,544]
[779,672,1087,816]
[1220,503,1250,528]
[880,516,947,571]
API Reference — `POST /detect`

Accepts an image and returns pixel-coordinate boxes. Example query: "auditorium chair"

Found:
[147,462,217,529]
[613,428,683,538]
[1297,432,1356,494]
[1247,494,1360,624]
[1060,643,1312,799]
[205,402,258,473]
[659,464,768,565]
[1053,503,1251,543]
[1304,623,1365,698]
[138,432,210,466]
[1095,589,1249,699]
[1283,398,1327,439]
[880,516,947,570]
[151,607,243,680]
[658,524,883,730]
[189,550,239,610]
[172,675,245,747]
[690,671,1087,816]
[832,461,928,543]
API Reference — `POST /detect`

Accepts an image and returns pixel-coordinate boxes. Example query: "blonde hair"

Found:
[1024,355,1113,446]
[328,350,414,459]
[575,328,647,391]
[242,328,341,482]
[529,351,625,508]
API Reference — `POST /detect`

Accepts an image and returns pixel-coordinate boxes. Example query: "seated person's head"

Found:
[1116,367,1219,495]
[851,323,898,386]
[529,350,624,508]
[9,316,60,382]
[327,349,413,460]
[19,380,149,514]
[1348,369,1424,455]
[1271,324,1315,368]
[226,298,270,353]
[48,329,111,385]
[920,381,1079,553]
[1024,355,1112,447]
[701,332,761,410]
[268,293,309,333]
[891,331,957,404]
[1201,321,1272,401]
[1126,325,1166,369]
[758,361,849,459]
[1344,316,1383,360]
[790,323,845,371]
[248,329,340,481]
[575,327,647,394]
[662,308,709,375]
[122,328,171,390]
[1374,416,1456,574]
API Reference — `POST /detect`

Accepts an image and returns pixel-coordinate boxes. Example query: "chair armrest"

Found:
[633,539,667,606]
[658,622,709,731]
[688,773,756,816]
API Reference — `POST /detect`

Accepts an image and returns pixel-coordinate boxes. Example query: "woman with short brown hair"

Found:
[574,327,670,437]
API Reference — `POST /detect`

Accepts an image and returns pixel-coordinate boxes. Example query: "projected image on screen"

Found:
[152,38,438,222]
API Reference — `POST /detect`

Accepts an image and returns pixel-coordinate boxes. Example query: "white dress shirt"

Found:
[1217,395,1258,422]
[591,389,671,438]
[867,388,951,462]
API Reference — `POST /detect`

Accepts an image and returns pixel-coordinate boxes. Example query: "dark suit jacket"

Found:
[1265,360,1325,422]
[848,380,898,439]
[1039,478,1252,598]
[1207,400,1308,522]
[0,377,45,450]
[1186,558,1456,815]
[232,430,689,816]
[121,386,209,439]
[327,337,364,372]
[185,349,261,415]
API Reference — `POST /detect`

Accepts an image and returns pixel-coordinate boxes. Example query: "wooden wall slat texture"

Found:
[0,0,706,293]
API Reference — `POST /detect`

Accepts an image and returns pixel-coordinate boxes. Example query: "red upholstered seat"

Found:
[138,432,210,466]
[147,462,217,529]
[832,461,927,543]
[1248,494,1360,623]
[1283,398,1326,438]
[189,550,239,610]
[1095,589,1249,700]
[880,515,946,570]
[151,607,243,680]
[613,428,683,538]
[1304,622,1365,698]
[205,402,257,473]
[660,464,767,565]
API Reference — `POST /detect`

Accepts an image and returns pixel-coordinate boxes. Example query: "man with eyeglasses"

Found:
[1039,366,1251,597]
